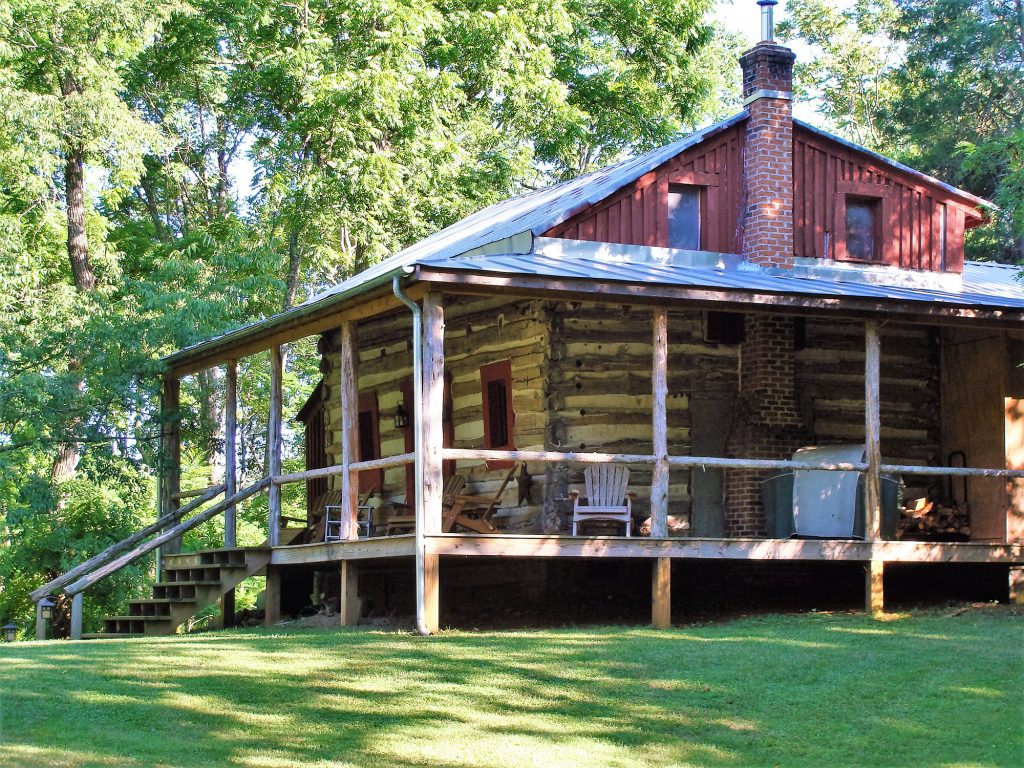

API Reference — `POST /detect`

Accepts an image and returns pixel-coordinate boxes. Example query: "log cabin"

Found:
[36,3,1024,638]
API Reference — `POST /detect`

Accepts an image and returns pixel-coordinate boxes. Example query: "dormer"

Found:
[540,1,988,277]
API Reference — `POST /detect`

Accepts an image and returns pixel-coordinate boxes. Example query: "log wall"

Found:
[319,295,549,531]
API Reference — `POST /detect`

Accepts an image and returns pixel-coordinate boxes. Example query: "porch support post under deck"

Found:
[652,557,671,629]
[864,319,884,613]
[224,360,238,547]
[420,291,445,634]
[159,376,182,562]
[339,560,360,626]
[263,564,281,627]
[267,346,283,547]
[70,592,83,640]
[221,360,238,626]
[651,307,670,538]
[340,321,360,540]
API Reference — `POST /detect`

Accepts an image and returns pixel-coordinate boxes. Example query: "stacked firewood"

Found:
[897,497,971,539]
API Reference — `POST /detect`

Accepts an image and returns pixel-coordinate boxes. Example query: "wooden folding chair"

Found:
[570,464,635,536]
[442,464,518,534]
[385,475,467,535]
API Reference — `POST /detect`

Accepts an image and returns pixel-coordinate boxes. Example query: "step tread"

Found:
[163,547,269,559]
[82,632,147,639]
[153,579,224,587]
[103,615,175,622]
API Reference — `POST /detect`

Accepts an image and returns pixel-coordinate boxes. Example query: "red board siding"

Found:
[544,124,745,253]
[793,126,974,273]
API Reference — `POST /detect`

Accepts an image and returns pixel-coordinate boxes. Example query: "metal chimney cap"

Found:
[758,0,779,42]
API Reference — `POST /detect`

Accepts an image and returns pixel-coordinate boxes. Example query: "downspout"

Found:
[392,275,430,636]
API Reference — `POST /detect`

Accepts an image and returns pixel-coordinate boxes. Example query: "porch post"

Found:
[652,557,671,629]
[70,592,83,640]
[651,307,670,537]
[340,321,360,540]
[159,376,182,559]
[864,320,884,613]
[339,560,360,626]
[263,565,281,627]
[267,346,283,546]
[420,291,445,634]
[224,360,238,547]
[421,292,445,535]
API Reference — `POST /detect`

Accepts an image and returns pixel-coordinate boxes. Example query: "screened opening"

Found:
[357,392,382,493]
[704,311,745,345]
[486,380,509,447]
[480,359,514,468]
[844,198,880,261]
[668,185,701,250]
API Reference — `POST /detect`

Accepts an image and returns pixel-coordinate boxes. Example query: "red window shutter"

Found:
[480,360,514,469]
[357,391,383,494]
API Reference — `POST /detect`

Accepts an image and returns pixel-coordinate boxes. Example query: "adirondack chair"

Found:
[570,464,636,536]
[384,475,467,535]
[442,464,518,534]
[324,487,376,541]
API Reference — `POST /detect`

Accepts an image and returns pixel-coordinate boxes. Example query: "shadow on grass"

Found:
[0,612,1021,767]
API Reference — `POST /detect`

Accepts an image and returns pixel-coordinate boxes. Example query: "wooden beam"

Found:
[160,377,182,558]
[864,321,882,541]
[421,292,445,535]
[415,269,1024,327]
[425,533,1024,564]
[340,321,360,541]
[339,561,360,627]
[423,552,440,634]
[652,557,671,629]
[651,307,669,537]
[224,359,238,548]
[264,566,281,627]
[273,453,416,486]
[267,346,283,547]
[866,560,884,615]
[270,535,415,565]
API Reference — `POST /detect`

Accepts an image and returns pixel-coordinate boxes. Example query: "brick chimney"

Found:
[739,1,796,268]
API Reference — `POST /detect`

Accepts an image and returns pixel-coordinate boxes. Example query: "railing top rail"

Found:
[272,452,416,486]
[441,447,1024,479]
[64,477,269,597]
[30,483,226,603]
[171,484,224,501]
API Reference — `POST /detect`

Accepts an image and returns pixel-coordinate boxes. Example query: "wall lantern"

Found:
[2,622,17,642]
[394,403,410,430]
[39,596,55,620]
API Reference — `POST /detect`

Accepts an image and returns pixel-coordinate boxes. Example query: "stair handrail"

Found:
[64,477,271,597]
[30,484,226,603]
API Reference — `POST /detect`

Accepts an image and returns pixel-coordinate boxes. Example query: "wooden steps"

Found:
[85,547,270,639]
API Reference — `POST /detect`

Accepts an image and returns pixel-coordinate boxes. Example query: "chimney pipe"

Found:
[758,0,778,43]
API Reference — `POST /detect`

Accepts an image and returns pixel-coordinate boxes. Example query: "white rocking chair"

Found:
[570,464,636,536]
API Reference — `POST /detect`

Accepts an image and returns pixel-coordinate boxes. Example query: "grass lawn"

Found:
[1,609,1021,767]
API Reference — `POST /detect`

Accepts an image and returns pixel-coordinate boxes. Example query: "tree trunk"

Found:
[64,144,95,292]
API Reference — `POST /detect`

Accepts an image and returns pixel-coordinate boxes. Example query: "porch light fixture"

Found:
[394,403,410,430]
[39,596,55,620]
[3,622,17,642]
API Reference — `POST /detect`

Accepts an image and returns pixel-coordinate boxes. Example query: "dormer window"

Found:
[844,198,881,262]
[668,184,701,250]
[834,182,893,264]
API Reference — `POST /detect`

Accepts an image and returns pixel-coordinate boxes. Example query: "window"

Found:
[834,182,892,264]
[357,391,382,493]
[668,185,701,250]
[704,312,745,345]
[480,360,514,468]
[296,381,327,524]
[844,198,881,262]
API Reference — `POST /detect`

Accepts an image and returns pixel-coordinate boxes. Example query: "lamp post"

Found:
[3,622,17,642]
[36,595,55,640]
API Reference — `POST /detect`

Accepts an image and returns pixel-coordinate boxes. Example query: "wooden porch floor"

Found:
[270,533,1024,566]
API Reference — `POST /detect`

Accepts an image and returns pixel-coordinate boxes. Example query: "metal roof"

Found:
[421,239,1024,312]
